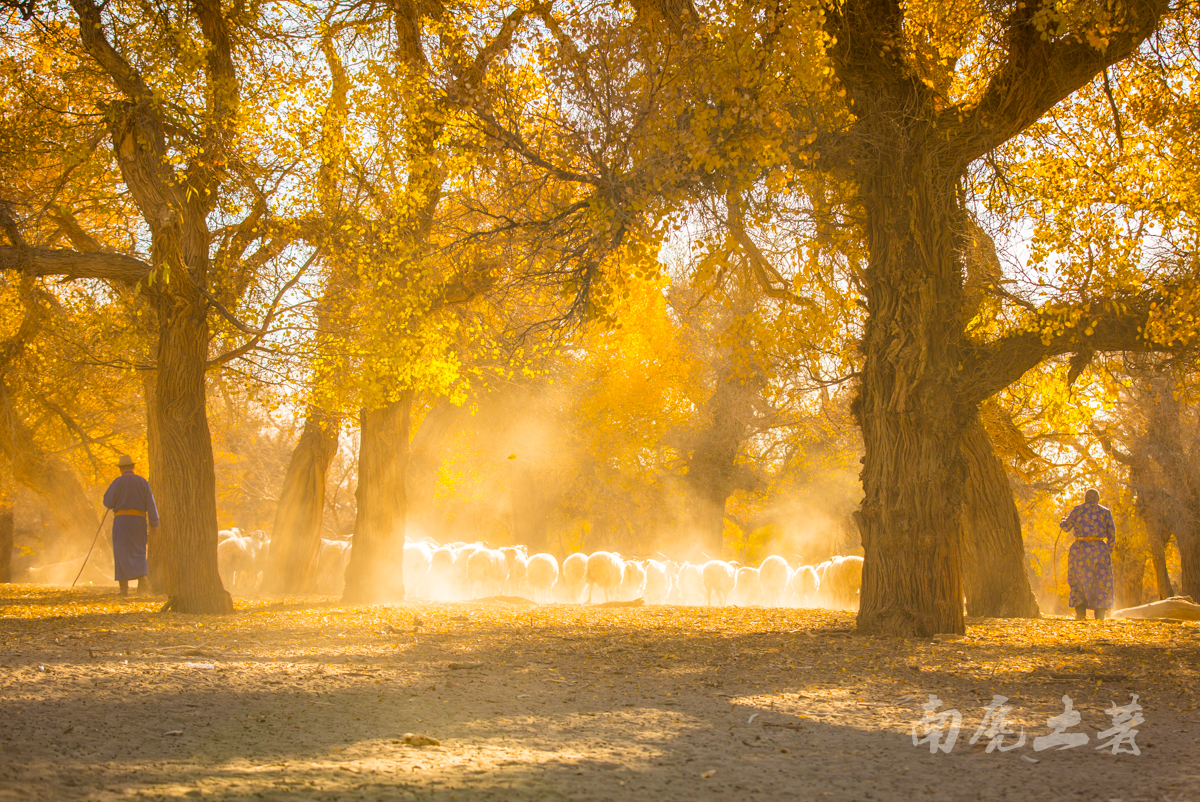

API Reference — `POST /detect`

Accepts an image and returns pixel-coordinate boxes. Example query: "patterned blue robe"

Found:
[102,471,159,581]
[1059,501,1115,609]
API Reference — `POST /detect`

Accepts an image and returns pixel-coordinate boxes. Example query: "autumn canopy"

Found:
[1,0,1197,635]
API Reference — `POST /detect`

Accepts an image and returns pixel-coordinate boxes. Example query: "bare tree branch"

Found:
[0,245,150,283]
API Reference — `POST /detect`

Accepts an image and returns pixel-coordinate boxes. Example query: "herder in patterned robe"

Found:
[102,454,159,596]
[1059,488,1116,620]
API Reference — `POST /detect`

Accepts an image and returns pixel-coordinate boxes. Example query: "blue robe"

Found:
[1060,501,1116,609]
[103,471,159,581]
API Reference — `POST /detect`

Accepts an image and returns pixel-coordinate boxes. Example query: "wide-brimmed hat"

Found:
[117,454,136,468]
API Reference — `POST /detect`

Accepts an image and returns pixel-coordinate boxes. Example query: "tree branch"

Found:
[946,0,1167,166]
[68,0,155,105]
[0,246,150,283]
[726,190,820,310]
[961,296,1166,403]
[46,206,104,253]
[191,0,240,197]
[205,249,319,367]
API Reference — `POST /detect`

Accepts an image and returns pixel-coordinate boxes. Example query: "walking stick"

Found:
[71,509,111,588]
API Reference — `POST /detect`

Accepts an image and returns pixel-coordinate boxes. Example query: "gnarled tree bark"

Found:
[150,282,229,612]
[825,0,1167,635]
[960,415,1040,618]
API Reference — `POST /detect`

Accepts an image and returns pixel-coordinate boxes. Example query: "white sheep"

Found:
[619,559,647,601]
[427,545,456,600]
[702,560,736,606]
[452,545,483,598]
[824,555,864,610]
[217,533,259,592]
[677,562,705,605]
[556,552,588,602]
[585,551,623,603]
[525,553,559,602]
[217,527,243,543]
[643,559,671,604]
[758,556,790,607]
[315,538,352,595]
[788,564,820,607]
[501,546,528,595]
[733,566,764,606]
[402,541,432,598]
[813,559,834,606]
[467,548,508,598]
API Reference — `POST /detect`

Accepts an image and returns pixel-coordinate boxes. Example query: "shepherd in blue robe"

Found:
[102,454,159,596]
[1059,488,1115,620]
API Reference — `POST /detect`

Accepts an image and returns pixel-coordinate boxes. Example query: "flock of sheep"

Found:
[315,536,865,610]
[217,528,864,609]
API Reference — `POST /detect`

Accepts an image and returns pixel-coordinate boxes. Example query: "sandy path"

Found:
[0,585,1197,801]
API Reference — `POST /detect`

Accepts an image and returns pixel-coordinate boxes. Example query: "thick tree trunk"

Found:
[960,416,1040,618]
[342,392,413,604]
[0,501,12,582]
[262,409,340,593]
[854,158,967,637]
[153,298,233,614]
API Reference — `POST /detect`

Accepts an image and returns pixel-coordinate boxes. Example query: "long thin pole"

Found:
[71,509,110,588]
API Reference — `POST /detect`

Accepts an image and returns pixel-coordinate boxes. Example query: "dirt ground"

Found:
[0,585,1197,802]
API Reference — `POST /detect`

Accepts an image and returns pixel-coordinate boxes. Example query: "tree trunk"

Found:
[853,154,967,637]
[682,364,762,558]
[1178,528,1199,600]
[153,297,233,614]
[0,501,12,582]
[1148,529,1175,599]
[1111,539,1147,609]
[262,409,340,593]
[342,392,413,604]
[142,369,166,593]
[959,415,1040,618]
